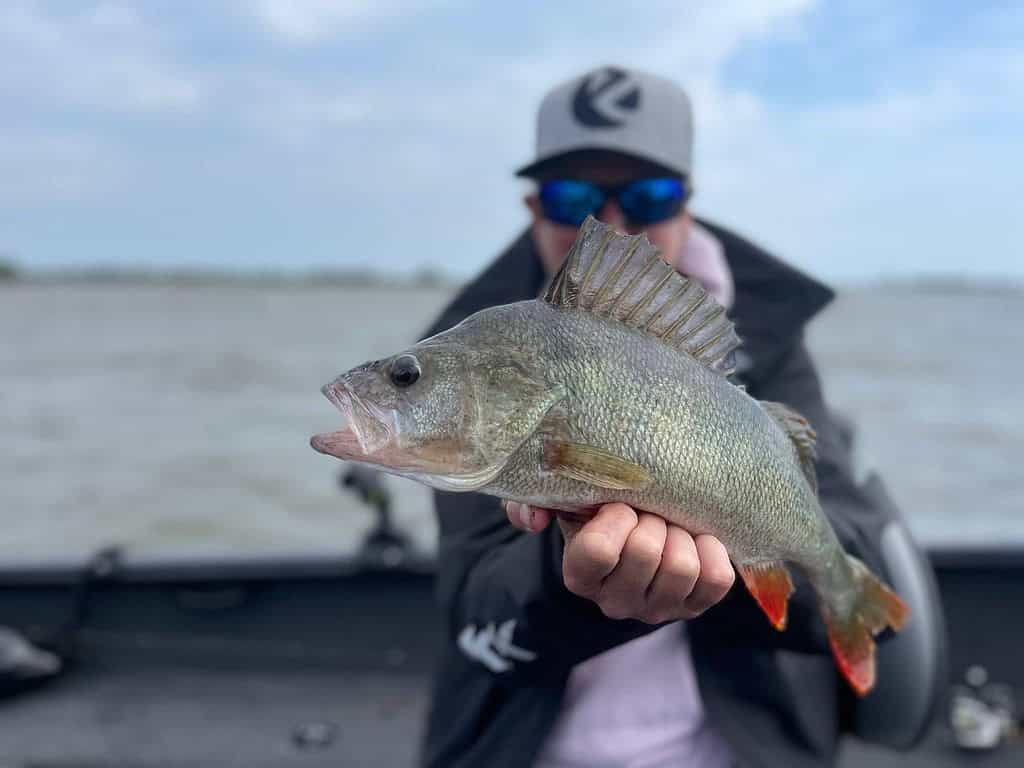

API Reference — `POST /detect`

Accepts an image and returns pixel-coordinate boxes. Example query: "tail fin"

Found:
[822,556,910,697]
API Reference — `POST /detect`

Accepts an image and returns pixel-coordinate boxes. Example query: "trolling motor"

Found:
[340,464,414,568]
[0,547,121,699]
[0,626,62,698]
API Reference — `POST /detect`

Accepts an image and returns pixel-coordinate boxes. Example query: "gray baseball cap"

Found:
[515,65,694,180]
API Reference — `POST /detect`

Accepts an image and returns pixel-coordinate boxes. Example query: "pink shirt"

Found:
[535,224,736,768]
[676,221,734,309]
[534,627,734,768]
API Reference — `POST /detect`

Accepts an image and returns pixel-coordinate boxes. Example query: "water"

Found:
[2,281,1021,565]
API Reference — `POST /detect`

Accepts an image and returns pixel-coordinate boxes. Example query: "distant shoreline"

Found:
[1,262,1020,295]
[842,275,1024,295]
[0,265,459,290]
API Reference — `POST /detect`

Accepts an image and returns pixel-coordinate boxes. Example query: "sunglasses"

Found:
[538,177,688,228]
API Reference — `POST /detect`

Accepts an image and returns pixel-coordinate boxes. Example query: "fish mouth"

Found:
[310,378,398,461]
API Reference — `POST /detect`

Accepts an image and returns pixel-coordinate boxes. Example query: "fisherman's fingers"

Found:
[595,512,667,620]
[502,500,553,533]
[679,534,735,617]
[641,525,701,623]
[562,503,638,599]
[509,500,734,623]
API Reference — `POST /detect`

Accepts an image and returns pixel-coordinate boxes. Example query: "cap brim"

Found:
[515,147,684,180]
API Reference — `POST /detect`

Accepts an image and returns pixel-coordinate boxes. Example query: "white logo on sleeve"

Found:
[457,619,537,673]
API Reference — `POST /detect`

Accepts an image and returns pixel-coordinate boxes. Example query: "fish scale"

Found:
[311,216,909,695]
[478,301,818,562]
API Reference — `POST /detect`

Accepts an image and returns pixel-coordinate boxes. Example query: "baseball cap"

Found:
[515,65,694,180]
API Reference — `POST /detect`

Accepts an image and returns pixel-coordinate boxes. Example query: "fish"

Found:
[310,215,909,695]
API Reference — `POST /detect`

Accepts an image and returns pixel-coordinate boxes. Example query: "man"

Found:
[420,66,902,768]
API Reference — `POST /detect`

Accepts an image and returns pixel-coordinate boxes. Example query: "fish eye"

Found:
[389,354,421,388]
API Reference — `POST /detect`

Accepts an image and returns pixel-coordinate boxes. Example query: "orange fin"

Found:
[737,561,795,630]
[824,556,911,697]
[826,618,876,697]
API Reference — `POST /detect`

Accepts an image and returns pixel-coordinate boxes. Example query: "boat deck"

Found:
[1,549,1021,766]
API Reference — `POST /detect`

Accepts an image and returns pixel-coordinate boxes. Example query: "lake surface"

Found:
[2,281,1021,565]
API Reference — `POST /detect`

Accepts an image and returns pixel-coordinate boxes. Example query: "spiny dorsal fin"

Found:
[544,215,741,377]
[761,401,818,494]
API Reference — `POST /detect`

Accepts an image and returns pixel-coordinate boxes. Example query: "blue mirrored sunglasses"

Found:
[539,177,687,228]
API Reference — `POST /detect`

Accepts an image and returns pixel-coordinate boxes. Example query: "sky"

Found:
[1,0,1022,283]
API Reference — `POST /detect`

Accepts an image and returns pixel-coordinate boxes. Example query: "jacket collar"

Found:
[695,217,834,382]
[429,221,834,384]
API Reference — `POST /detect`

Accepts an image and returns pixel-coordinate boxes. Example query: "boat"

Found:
[1,462,1020,766]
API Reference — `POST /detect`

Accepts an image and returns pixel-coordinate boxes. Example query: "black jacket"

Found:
[419,221,902,768]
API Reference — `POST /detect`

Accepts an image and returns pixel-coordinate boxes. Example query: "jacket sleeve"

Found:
[690,336,899,654]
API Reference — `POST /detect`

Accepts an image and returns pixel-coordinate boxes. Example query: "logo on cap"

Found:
[572,67,641,128]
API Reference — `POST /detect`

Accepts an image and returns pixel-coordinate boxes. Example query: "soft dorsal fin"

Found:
[760,401,818,494]
[544,215,741,377]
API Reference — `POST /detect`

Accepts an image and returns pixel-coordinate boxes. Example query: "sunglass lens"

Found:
[618,178,685,224]
[539,180,604,227]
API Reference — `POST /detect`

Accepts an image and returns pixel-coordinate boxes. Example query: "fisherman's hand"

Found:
[504,501,735,623]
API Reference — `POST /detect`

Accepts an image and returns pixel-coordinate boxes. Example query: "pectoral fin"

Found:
[542,440,652,491]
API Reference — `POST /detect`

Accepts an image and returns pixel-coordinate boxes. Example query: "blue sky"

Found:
[1,0,1021,282]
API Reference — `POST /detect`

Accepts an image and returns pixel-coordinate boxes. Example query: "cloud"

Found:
[253,0,445,43]
[1,1,1020,281]
[235,0,827,271]
[0,133,108,206]
[690,39,1024,280]
[0,2,202,113]
[255,1,819,155]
